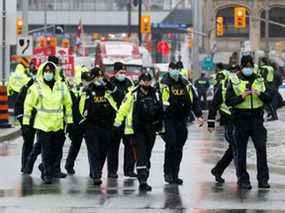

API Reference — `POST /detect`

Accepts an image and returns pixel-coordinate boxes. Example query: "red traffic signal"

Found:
[157,40,170,56]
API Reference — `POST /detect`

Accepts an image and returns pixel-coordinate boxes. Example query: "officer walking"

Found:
[114,72,163,191]
[161,62,204,185]
[8,57,31,119]
[15,61,38,173]
[194,72,210,109]
[23,61,73,184]
[208,70,235,183]
[79,67,118,185]
[226,55,272,190]
[64,71,93,175]
[107,62,136,178]
[258,57,281,121]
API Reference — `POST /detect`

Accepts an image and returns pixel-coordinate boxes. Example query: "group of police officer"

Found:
[8,57,205,192]
[8,53,280,191]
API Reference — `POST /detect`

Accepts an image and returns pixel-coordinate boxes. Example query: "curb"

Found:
[0,128,21,143]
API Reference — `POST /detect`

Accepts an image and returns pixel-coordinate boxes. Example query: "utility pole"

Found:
[138,0,142,46]
[265,0,270,56]
[2,0,6,84]
[127,0,132,37]
[44,0,47,33]
[192,0,200,78]
[22,0,29,36]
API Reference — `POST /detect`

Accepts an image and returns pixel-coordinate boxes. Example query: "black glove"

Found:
[21,125,30,136]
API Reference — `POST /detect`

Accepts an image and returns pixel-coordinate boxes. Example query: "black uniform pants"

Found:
[212,124,236,176]
[38,130,65,178]
[24,139,41,173]
[233,124,269,184]
[107,129,136,175]
[198,91,207,109]
[162,119,188,179]
[65,131,84,170]
[135,128,156,184]
[21,125,36,172]
[85,126,111,179]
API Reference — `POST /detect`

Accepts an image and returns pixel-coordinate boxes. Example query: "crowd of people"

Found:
[7,53,283,192]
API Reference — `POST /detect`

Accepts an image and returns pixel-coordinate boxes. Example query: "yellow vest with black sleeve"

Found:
[160,82,193,107]
[230,74,266,109]
[79,89,118,123]
[219,79,231,115]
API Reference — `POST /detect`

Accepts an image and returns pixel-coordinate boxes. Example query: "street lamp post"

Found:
[138,0,142,46]
[1,0,6,84]
[265,0,270,56]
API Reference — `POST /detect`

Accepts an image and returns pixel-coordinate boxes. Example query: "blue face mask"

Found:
[43,72,54,81]
[115,74,126,82]
[169,69,180,81]
[242,68,253,76]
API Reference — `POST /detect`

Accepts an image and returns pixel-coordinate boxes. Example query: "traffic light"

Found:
[216,16,224,37]
[61,39,70,48]
[16,18,23,36]
[141,15,151,33]
[38,36,47,48]
[187,28,193,48]
[46,36,57,48]
[234,7,246,29]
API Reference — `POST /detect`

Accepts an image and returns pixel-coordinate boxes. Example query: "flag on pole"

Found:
[75,19,85,55]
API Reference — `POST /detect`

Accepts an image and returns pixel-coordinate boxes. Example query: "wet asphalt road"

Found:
[1,111,285,212]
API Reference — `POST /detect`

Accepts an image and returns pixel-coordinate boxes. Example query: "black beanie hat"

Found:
[114,62,124,72]
[139,72,152,82]
[48,56,59,65]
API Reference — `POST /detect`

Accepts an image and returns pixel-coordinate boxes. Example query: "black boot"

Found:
[211,168,225,183]
[65,167,75,175]
[42,176,52,184]
[238,182,252,190]
[164,174,174,184]
[258,182,270,189]
[93,178,102,186]
[139,183,152,192]
[125,172,137,178]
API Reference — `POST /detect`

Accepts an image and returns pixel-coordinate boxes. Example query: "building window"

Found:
[260,7,285,38]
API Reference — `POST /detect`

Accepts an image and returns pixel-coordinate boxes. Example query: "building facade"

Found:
[203,0,285,53]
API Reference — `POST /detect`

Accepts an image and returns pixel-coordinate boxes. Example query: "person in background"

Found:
[194,72,210,110]
[15,60,38,174]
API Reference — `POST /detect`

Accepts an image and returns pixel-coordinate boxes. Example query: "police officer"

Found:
[79,67,118,185]
[107,62,136,178]
[23,61,73,184]
[194,72,210,109]
[258,57,280,121]
[208,71,235,183]
[226,55,271,189]
[64,71,92,175]
[22,57,66,176]
[114,72,163,191]
[161,62,204,185]
[8,57,31,119]
[15,61,38,173]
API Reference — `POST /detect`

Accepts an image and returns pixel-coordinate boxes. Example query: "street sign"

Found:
[17,36,33,56]
[201,56,214,71]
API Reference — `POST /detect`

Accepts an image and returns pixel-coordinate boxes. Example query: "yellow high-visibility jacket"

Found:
[23,61,73,132]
